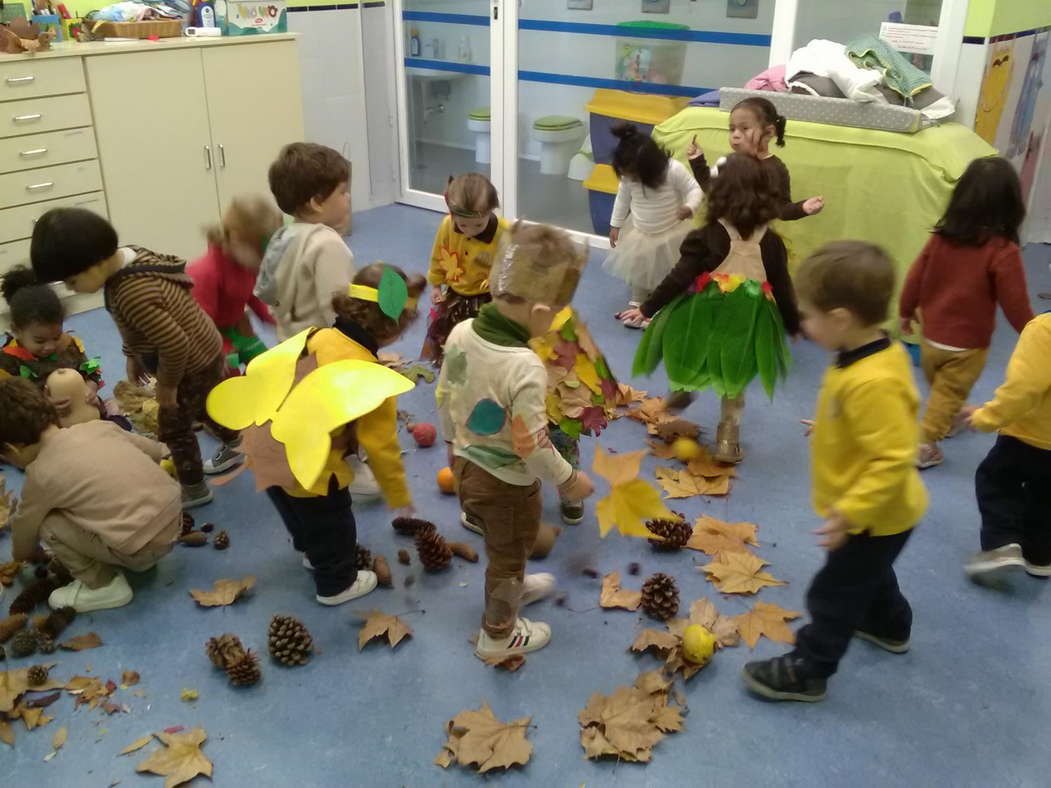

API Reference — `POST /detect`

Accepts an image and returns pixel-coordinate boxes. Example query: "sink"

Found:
[408,66,469,81]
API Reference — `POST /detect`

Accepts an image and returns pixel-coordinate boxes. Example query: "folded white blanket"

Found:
[786,39,884,103]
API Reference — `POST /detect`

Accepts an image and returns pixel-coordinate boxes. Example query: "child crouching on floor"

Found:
[1,377,180,613]
[437,222,596,659]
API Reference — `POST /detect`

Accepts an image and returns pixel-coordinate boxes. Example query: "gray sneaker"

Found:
[964,543,1024,578]
[182,481,214,510]
[203,439,243,474]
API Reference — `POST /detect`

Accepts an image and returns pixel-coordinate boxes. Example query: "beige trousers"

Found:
[919,340,988,444]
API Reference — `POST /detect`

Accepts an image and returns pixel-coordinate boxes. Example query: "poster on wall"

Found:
[567,0,593,9]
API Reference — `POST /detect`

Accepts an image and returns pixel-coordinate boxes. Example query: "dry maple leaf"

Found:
[10,703,54,730]
[651,418,701,442]
[65,675,115,711]
[435,701,532,774]
[634,669,672,696]
[60,632,102,651]
[646,440,678,460]
[120,735,154,756]
[600,570,641,611]
[655,467,731,499]
[681,598,741,649]
[136,728,212,788]
[735,602,802,649]
[593,447,679,539]
[630,629,680,656]
[357,609,413,650]
[52,726,67,750]
[188,576,257,608]
[686,449,738,478]
[0,559,20,586]
[614,384,648,408]
[686,516,759,555]
[0,719,13,747]
[0,668,64,713]
[701,551,786,595]
[476,653,525,673]
[578,682,682,763]
[627,397,672,425]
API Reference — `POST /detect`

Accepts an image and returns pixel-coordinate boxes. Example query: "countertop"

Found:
[0,32,298,61]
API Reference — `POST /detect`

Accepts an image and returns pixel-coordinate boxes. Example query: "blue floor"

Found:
[6,204,1051,787]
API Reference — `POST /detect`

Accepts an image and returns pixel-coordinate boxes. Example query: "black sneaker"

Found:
[742,655,827,703]
[560,500,584,525]
[854,630,911,654]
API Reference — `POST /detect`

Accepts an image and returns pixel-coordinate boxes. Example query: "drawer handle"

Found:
[204,145,212,171]
[19,148,47,157]
[218,143,226,168]
[25,182,54,191]
[6,76,35,84]
[13,113,42,122]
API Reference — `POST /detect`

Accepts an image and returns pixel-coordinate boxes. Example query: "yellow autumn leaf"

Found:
[574,354,601,394]
[592,447,646,488]
[596,479,678,539]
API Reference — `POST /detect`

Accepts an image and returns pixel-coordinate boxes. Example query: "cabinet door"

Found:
[86,49,220,262]
[202,41,305,209]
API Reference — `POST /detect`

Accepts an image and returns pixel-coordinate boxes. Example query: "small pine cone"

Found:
[392,516,431,537]
[179,532,208,547]
[9,577,60,615]
[414,524,452,572]
[449,542,479,563]
[646,518,693,551]
[0,613,28,644]
[225,650,261,687]
[206,633,246,670]
[35,606,76,640]
[213,531,230,551]
[34,565,49,580]
[180,511,196,536]
[10,629,37,658]
[26,664,48,686]
[640,572,680,621]
[354,544,371,571]
[201,523,215,534]
[372,555,392,588]
[267,615,313,667]
[397,549,411,566]
[36,632,56,655]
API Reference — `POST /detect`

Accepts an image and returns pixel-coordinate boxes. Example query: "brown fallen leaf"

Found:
[188,576,257,607]
[646,440,677,461]
[52,726,67,750]
[120,735,154,756]
[685,448,738,478]
[634,669,672,696]
[65,675,115,711]
[655,467,731,499]
[651,418,701,442]
[136,728,212,788]
[681,598,740,649]
[686,515,759,555]
[60,632,103,651]
[578,681,682,762]
[378,351,405,371]
[0,668,64,713]
[630,629,680,655]
[0,559,20,586]
[121,671,140,687]
[435,701,532,773]
[357,609,413,650]
[0,719,13,747]
[11,704,54,730]
[614,384,648,408]
[735,602,802,649]
[476,653,526,672]
[701,551,786,595]
[599,570,641,611]
[626,397,671,426]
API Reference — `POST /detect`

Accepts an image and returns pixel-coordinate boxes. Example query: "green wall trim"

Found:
[966,0,1051,38]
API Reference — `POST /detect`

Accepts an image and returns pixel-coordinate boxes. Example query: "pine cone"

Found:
[225,650,261,687]
[9,577,60,615]
[0,613,27,643]
[646,518,693,551]
[27,664,48,686]
[206,633,246,670]
[10,629,37,658]
[36,631,56,655]
[179,532,208,547]
[267,615,313,666]
[354,544,371,571]
[213,531,230,551]
[397,549,411,566]
[414,523,452,572]
[0,645,6,661]
[180,511,196,536]
[392,516,431,537]
[35,606,76,640]
[641,572,680,621]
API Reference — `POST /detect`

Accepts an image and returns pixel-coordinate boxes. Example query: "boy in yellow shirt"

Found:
[962,313,1051,578]
[743,241,928,702]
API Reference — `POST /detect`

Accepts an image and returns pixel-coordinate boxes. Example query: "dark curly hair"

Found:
[733,96,787,147]
[935,156,1024,246]
[704,153,780,239]
[31,207,119,283]
[331,263,426,344]
[0,266,63,330]
[0,377,57,447]
[611,123,671,190]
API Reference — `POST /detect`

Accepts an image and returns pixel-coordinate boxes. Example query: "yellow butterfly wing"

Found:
[206,329,311,430]
[271,359,414,490]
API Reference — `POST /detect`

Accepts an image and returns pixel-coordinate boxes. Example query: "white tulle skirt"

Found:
[603,215,693,292]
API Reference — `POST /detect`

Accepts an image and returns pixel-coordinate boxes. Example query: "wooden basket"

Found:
[91,19,183,39]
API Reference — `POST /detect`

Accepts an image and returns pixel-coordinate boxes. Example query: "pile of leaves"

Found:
[632,598,742,680]
[435,702,532,773]
[625,397,701,441]
[0,666,67,747]
[113,379,160,436]
[578,670,683,762]
[652,444,736,498]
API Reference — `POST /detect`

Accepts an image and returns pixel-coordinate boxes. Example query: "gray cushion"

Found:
[788,72,846,99]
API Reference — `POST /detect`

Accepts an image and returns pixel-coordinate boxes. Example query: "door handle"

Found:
[204,145,212,170]
[25,182,54,191]
[13,113,41,122]
[6,76,35,84]
[218,144,226,168]
[19,148,47,157]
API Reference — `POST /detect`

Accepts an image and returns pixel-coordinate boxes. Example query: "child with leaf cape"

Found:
[621,153,801,464]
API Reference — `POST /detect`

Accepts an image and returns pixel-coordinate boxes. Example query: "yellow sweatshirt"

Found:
[971,314,1051,450]
[811,339,928,536]
[427,215,508,297]
[286,326,411,506]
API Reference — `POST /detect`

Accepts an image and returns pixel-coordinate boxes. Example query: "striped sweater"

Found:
[104,247,223,387]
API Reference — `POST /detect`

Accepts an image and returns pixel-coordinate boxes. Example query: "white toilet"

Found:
[467,106,491,165]
[532,116,587,176]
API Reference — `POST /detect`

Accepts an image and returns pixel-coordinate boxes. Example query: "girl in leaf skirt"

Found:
[620,153,801,464]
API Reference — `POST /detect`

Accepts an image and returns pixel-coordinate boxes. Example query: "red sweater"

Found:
[899,234,1033,349]
[187,246,275,330]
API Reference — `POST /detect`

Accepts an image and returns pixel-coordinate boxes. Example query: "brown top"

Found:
[11,420,180,559]
[104,247,223,386]
[0,334,102,388]
[690,154,807,222]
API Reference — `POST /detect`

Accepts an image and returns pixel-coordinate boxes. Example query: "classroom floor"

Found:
[5,204,1051,787]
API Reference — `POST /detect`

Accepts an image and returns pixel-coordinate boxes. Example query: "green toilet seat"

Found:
[468,106,491,121]
[533,115,583,131]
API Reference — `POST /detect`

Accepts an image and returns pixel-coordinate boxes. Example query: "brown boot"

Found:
[713,421,743,464]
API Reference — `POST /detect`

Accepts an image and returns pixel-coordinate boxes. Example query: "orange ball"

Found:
[437,466,456,495]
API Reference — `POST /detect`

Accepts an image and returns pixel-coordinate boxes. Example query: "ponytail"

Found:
[611,122,672,190]
[773,113,786,147]
[0,265,64,329]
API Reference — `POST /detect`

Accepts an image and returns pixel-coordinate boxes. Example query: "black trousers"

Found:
[792,530,913,678]
[976,434,1051,567]
[266,479,357,598]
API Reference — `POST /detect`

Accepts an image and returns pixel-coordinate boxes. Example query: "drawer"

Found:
[0,128,97,175]
[0,238,30,277]
[0,191,107,245]
[0,58,85,102]
[0,94,92,140]
[0,160,103,208]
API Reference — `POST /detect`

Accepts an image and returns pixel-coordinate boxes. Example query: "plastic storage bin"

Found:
[583,163,618,237]
[615,21,689,86]
[586,88,688,167]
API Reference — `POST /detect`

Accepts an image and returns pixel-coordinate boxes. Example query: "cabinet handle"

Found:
[6,76,35,84]
[19,148,47,157]
[218,144,226,168]
[25,182,54,191]
[13,113,41,122]
[204,145,212,170]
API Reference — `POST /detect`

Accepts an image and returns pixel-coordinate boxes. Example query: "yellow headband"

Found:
[348,284,418,311]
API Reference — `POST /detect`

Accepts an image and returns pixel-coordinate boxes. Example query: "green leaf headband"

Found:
[349,267,417,321]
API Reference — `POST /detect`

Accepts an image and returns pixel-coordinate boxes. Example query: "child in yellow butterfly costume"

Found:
[208,263,422,606]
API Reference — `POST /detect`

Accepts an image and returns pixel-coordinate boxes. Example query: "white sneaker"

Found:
[1024,559,1051,578]
[346,456,381,496]
[461,511,483,535]
[521,573,556,606]
[474,617,551,659]
[302,555,314,571]
[203,439,244,474]
[49,574,133,612]
[964,543,1024,578]
[316,570,378,605]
